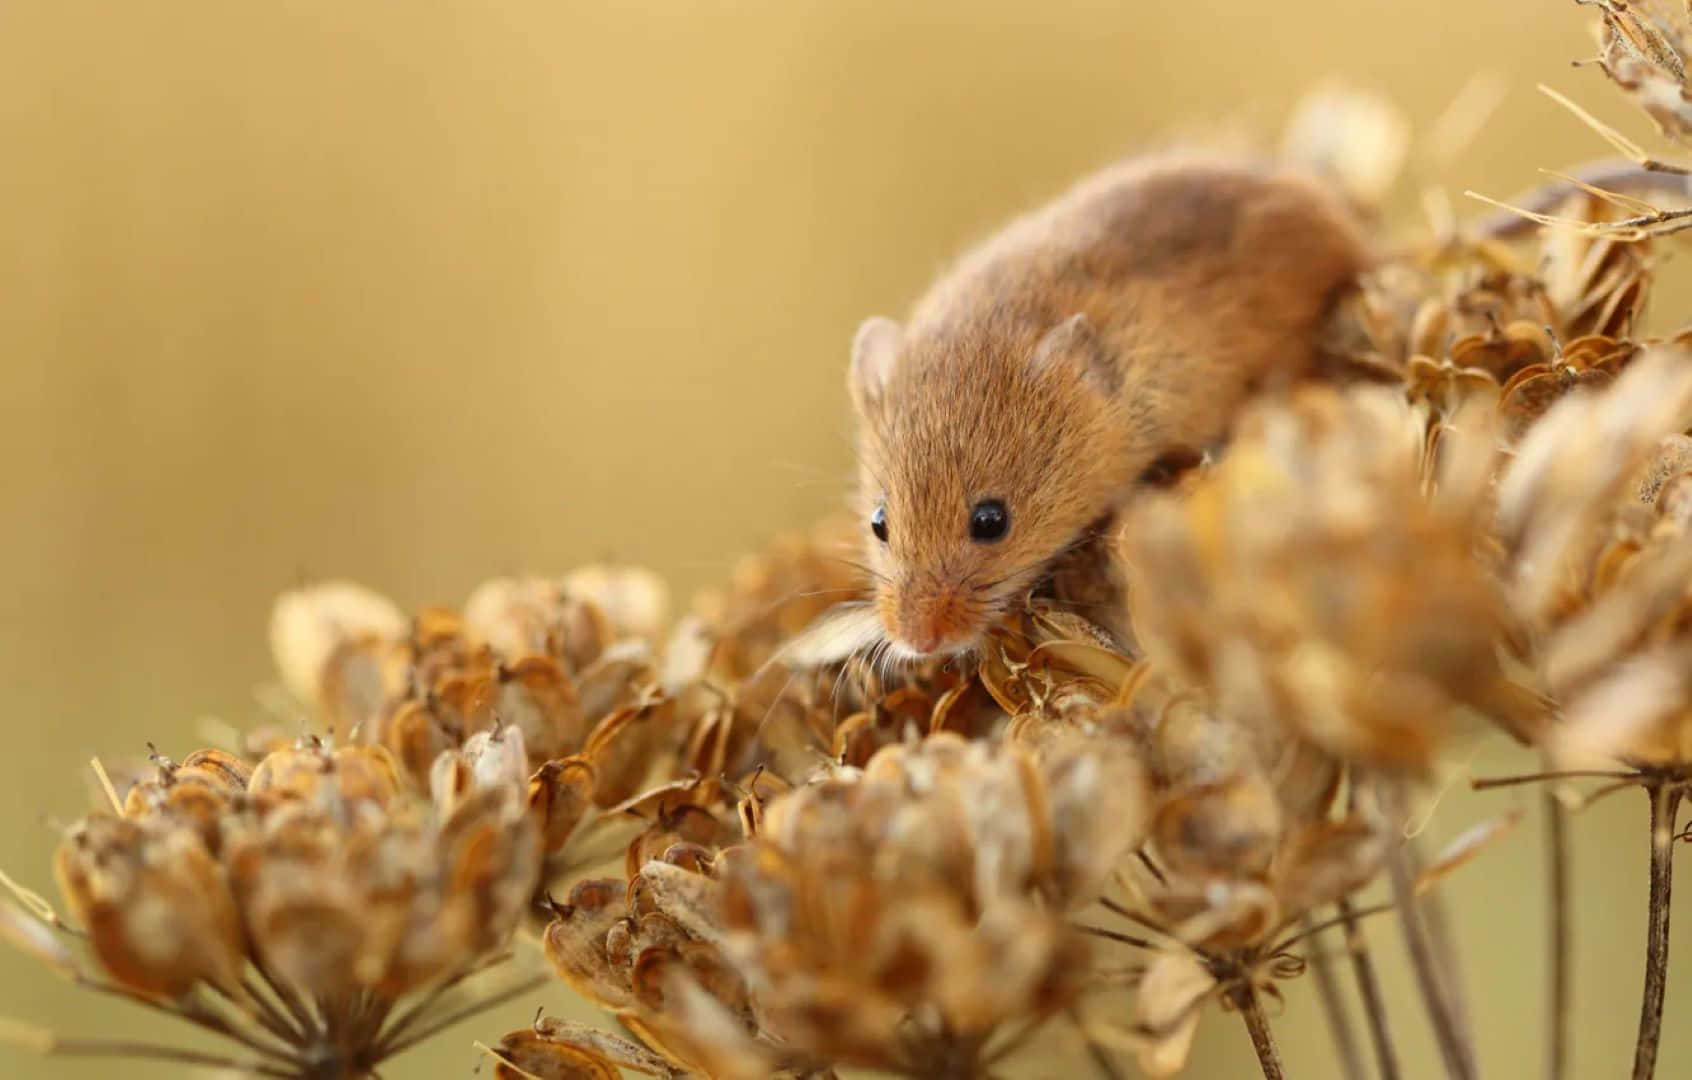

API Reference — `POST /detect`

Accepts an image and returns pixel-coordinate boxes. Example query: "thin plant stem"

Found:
[1631,782,1682,1080]
[1302,915,1366,1080]
[40,1040,298,1078]
[1340,899,1402,1080]
[1409,834,1477,1066]
[1074,923,1157,950]
[375,973,549,1060]
[1387,837,1476,1080]
[1229,982,1285,1080]
[1545,784,1571,1080]
[1275,900,1397,953]
[73,978,298,1066]
[371,954,514,1055]
[237,974,308,1045]
[1471,769,1636,791]
[252,956,319,1038]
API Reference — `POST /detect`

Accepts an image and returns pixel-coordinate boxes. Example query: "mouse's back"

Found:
[905,150,1371,454]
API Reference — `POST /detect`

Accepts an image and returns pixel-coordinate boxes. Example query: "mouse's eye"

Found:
[969,498,1009,542]
[871,504,889,543]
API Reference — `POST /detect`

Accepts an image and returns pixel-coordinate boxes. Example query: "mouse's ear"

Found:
[1031,313,1119,395]
[848,316,903,414]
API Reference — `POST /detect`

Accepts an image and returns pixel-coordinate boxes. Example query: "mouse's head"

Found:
[846,311,1139,658]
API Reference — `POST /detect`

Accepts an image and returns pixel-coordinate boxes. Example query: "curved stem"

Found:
[1230,982,1285,1080]
[1631,782,1681,1080]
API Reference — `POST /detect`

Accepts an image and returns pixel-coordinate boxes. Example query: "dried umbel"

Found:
[1587,0,1692,157]
[1489,347,1692,769]
[1357,192,1659,444]
[263,571,706,889]
[523,733,1146,1080]
[269,568,675,782]
[528,771,837,1080]
[4,734,545,1079]
[1037,666,1366,1076]
[1120,384,1539,773]
[1113,805,1388,1078]
[712,733,1147,1077]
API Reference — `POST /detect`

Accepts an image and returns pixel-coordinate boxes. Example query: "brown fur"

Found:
[847,150,1371,656]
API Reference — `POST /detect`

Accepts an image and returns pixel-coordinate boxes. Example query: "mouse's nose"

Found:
[895,583,978,656]
[903,623,947,655]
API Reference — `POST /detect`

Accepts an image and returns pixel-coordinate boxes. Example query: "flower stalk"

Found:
[1545,785,1571,1080]
[1230,982,1285,1080]
[1387,833,1476,1080]
[1304,914,1366,1080]
[1340,898,1402,1080]
[1632,781,1683,1080]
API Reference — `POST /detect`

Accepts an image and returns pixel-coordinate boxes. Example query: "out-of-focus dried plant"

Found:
[2,733,545,1078]
[1466,2,1692,244]
[1120,384,1539,774]
[525,732,1145,1080]
[1451,7,1692,1077]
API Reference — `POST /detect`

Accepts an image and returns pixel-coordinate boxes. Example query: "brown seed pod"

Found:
[269,581,409,731]
[494,1017,681,1079]
[53,814,247,1000]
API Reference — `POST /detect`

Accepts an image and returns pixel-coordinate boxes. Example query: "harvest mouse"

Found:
[808,150,1688,664]
[843,150,1370,659]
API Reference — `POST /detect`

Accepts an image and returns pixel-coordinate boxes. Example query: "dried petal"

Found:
[1133,951,1215,1077]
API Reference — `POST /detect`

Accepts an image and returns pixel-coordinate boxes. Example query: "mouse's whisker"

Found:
[829,647,860,722]
[822,555,890,587]
[741,601,875,701]
[796,586,873,600]
[972,563,1045,597]
[877,636,903,684]
[752,662,809,746]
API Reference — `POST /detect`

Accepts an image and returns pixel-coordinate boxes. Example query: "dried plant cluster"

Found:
[1,733,544,1078]
[10,5,1692,1080]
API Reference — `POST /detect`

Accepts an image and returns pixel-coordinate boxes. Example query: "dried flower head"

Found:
[1491,347,1692,768]
[1587,0,1692,146]
[523,732,1145,1079]
[270,567,676,774]
[1120,384,1540,772]
[5,732,545,1078]
[712,733,1145,1076]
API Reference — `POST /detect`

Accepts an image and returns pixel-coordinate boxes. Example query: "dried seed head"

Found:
[1589,0,1692,141]
[561,565,672,643]
[269,580,408,735]
[1122,384,1533,771]
[13,726,547,1077]
[464,576,614,673]
[53,813,248,1000]
[708,735,1142,1072]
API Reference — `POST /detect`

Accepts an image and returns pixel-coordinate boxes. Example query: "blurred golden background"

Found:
[2,1,1689,1077]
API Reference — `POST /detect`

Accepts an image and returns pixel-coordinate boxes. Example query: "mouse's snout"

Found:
[884,577,987,657]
